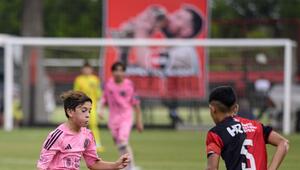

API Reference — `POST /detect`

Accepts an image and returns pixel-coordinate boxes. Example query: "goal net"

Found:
[0,37,297,134]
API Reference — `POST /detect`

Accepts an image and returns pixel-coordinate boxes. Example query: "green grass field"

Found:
[0,128,299,170]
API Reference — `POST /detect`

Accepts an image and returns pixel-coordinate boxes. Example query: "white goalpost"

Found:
[0,37,296,135]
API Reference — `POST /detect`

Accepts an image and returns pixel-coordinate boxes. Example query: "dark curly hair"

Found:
[60,91,92,118]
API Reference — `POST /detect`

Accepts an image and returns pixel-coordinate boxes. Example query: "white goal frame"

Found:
[0,37,297,135]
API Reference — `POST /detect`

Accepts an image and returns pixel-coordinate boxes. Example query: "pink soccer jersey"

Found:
[102,78,140,143]
[37,123,100,170]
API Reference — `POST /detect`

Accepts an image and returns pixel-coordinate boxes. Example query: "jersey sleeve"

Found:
[261,123,273,143]
[130,93,140,106]
[37,129,63,169]
[83,131,100,168]
[100,83,108,106]
[130,83,140,106]
[206,131,224,157]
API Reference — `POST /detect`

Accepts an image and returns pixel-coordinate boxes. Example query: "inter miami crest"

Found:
[120,90,127,97]
[84,139,89,149]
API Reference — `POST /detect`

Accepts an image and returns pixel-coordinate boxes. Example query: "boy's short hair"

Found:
[83,60,91,68]
[209,86,237,112]
[111,62,126,72]
[60,91,92,118]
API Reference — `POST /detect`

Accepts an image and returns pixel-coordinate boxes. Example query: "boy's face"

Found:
[68,101,92,127]
[112,66,125,82]
[82,66,93,75]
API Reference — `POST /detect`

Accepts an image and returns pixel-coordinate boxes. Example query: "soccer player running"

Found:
[205,86,289,170]
[99,62,143,170]
[74,61,104,152]
[37,91,130,170]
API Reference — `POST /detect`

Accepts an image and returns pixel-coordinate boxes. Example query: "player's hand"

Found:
[115,153,130,169]
[98,112,104,120]
[136,121,144,133]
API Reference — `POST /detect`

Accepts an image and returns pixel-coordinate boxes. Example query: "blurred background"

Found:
[1,0,299,130]
[1,0,300,169]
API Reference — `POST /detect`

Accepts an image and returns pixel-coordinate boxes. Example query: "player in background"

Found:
[37,91,129,170]
[74,61,104,152]
[205,86,289,170]
[99,62,143,170]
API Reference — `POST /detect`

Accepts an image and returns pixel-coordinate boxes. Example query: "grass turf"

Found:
[0,128,299,170]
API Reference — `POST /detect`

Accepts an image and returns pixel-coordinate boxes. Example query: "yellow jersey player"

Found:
[74,61,104,152]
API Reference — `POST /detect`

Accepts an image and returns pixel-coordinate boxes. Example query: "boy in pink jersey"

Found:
[37,91,130,170]
[99,62,143,170]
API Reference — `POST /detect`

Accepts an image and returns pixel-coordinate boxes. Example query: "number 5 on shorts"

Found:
[240,139,256,170]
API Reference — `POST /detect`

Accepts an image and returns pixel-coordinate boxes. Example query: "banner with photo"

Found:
[103,0,208,99]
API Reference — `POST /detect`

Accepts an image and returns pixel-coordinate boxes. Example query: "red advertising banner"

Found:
[103,0,208,99]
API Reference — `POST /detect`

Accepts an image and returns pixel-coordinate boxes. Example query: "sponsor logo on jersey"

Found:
[65,144,72,150]
[241,123,257,133]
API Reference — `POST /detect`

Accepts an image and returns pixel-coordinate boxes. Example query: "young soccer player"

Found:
[74,61,104,152]
[99,62,143,170]
[37,91,129,170]
[205,86,289,170]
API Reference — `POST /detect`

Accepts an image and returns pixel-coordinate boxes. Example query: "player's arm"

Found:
[205,131,223,170]
[206,153,220,170]
[37,150,58,170]
[98,100,107,120]
[95,77,102,100]
[84,132,130,170]
[130,83,143,132]
[37,130,63,170]
[98,84,108,120]
[89,154,130,170]
[95,78,103,118]
[134,104,144,132]
[267,131,289,170]
[73,77,80,91]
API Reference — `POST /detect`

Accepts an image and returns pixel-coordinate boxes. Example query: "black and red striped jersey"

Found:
[206,115,272,170]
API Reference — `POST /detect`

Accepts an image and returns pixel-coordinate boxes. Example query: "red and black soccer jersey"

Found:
[206,115,272,170]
